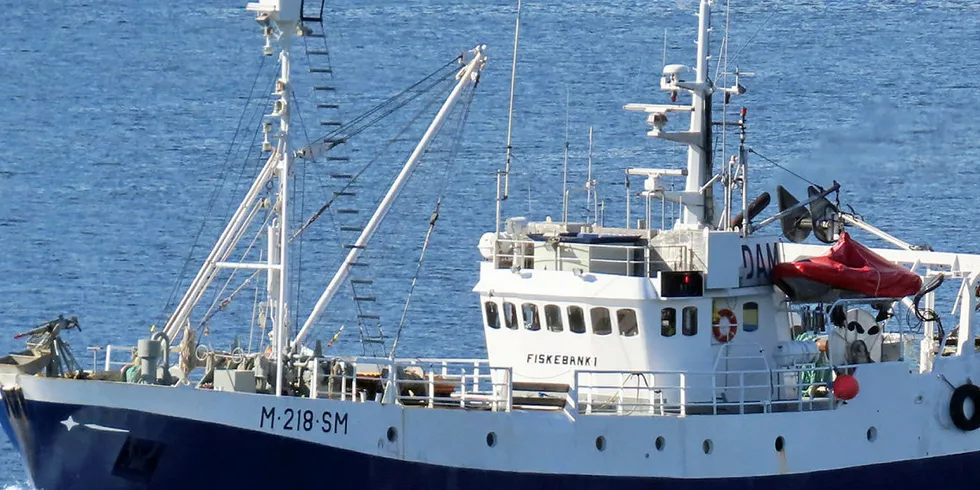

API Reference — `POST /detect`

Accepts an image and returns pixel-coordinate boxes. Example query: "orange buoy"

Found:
[833,374,860,400]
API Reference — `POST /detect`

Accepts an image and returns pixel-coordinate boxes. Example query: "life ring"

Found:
[712,309,738,343]
[949,384,980,431]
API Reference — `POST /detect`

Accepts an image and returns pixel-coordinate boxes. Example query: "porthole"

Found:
[595,436,606,451]
[775,436,785,452]
[866,426,877,442]
[655,436,665,451]
[702,439,713,455]
[386,426,397,443]
[486,432,497,447]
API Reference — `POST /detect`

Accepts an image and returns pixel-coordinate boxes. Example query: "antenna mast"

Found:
[497,0,522,232]
[561,88,569,223]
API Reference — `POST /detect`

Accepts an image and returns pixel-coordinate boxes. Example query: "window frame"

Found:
[484,301,500,330]
[617,308,639,337]
[661,307,677,337]
[682,306,698,336]
[503,302,519,330]
[522,303,541,331]
[743,301,759,332]
[545,304,564,333]
[568,306,586,334]
[590,307,612,336]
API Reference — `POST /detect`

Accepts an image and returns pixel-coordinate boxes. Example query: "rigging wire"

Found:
[162,55,272,316]
[300,57,462,157]
[341,78,460,355]
[747,148,819,187]
[727,10,776,68]
[297,74,458,352]
[289,65,461,241]
[389,84,478,359]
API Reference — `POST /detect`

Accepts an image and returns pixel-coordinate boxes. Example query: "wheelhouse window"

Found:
[545,304,563,332]
[617,309,639,337]
[743,302,759,332]
[682,306,698,336]
[503,302,518,330]
[568,306,586,334]
[661,308,676,337]
[485,301,500,329]
[591,307,612,336]
[522,303,541,331]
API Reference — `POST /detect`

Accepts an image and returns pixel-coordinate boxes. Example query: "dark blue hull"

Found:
[3,389,980,490]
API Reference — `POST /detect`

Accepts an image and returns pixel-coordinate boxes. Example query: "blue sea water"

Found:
[1,0,979,487]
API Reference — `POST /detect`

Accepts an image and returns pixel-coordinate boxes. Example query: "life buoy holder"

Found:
[949,384,980,431]
[712,309,738,343]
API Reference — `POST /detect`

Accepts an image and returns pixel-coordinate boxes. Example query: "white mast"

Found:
[292,47,488,349]
[623,0,721,230]
[683,0,713,227]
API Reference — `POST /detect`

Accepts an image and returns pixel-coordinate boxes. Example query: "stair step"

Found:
[313,86,336,91]
[301,16,323,22]
[316,103,340,109]
[323,137,345,144]
[306,33,325,39]
[310,68,333,74]
[308,50,330,56]
[333,191,356,197]
[344,244,366,250]
[340,226,363,232]
[325,156,350,162]
[361,337,385,344]
[329,173,353,179]
[320,121,342,126]
[337,209,359,214]
[350,279,373,285]
[357,314,381,320]
[349,261,368,267]
[354,296,377,302]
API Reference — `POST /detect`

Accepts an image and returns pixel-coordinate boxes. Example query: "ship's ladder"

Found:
[297,0,387,356]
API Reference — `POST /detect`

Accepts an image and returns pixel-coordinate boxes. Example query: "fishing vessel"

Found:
[3,1,980,489]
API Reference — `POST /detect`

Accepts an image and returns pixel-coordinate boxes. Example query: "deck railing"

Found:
[87,347,849,417]
[492,238,689,277]
[574,365,837,416]
[311,357,514,412]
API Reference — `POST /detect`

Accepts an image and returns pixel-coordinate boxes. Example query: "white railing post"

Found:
[311,357,319,399]
[428,370,435,408]
[340,366,348,401]
[680,373,688,416]
[586,372,594,414]
[352,362,359,402]
[739,371,745,415]
[104,345,112,372]
[460,371,467,408]
[506,368,513,412]
[472,361,480,393]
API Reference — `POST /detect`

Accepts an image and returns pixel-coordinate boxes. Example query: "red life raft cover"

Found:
[772,231,922,300]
